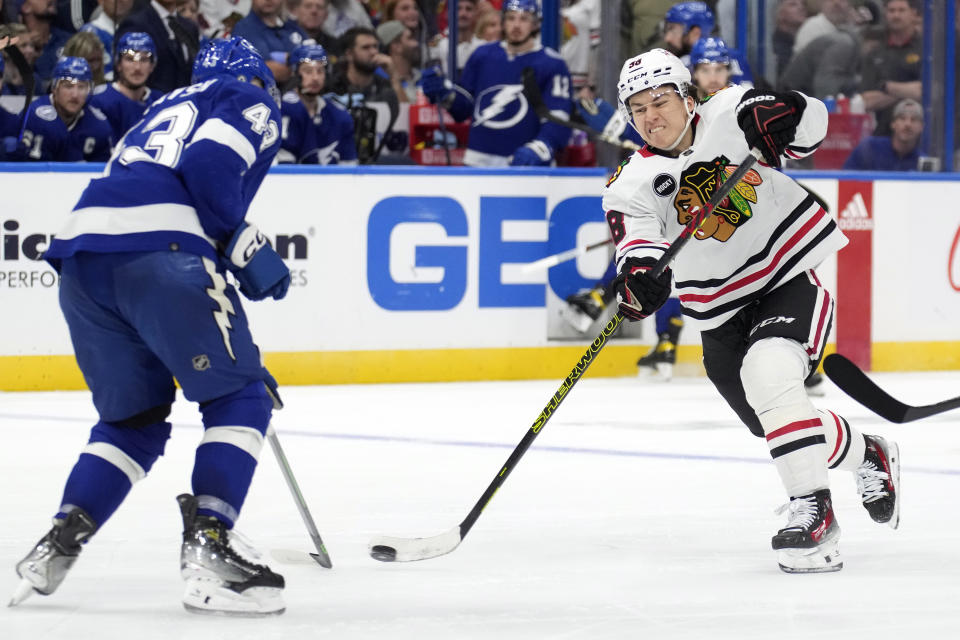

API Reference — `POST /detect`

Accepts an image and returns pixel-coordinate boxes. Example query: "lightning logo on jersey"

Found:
[474,84,528,128]
[202,257,238,362]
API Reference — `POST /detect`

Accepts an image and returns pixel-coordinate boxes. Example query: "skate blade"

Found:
[777,543,843,574]
[559,306,594,333]
[182,578,285,617]
[8,579,37,607]
[887,441,901,530]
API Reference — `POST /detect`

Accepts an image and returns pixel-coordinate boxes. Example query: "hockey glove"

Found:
[420,66,453,105]
[735,89,806,168]
[612,257,671,321]
[510,140,553,166]
[224,222,291,301]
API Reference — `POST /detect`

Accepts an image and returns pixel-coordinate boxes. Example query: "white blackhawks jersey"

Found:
[602,84,846,331]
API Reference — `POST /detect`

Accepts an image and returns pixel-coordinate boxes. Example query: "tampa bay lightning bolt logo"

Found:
[473,84,529,129]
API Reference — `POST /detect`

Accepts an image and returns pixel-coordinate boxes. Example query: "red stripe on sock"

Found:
[766,418,823,441]
[826,411,844,464]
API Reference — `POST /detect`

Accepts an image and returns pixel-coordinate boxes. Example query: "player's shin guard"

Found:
[193,381,273,527]
[59,419,172,526]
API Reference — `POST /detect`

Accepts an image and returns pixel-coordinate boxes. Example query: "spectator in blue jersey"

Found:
[19,0,74,91]
[117,0,200,94]
[15,56,113,161]
[89,32,158,142]
[843,97,923,171]
[81,0,136,82]
[279,41,357,163]
[231,0,306,86]
[12,37,288,616]
[420,0,573,167]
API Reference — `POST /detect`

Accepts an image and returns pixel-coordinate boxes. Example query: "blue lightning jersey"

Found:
[45,78,282,265]
[17,95,113,162]
[279,91,357,165]
[89,83,159,143]
[448,42,573,166]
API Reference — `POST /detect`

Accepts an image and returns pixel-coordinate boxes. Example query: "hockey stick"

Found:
[521,67,641,151]
[368,150,762,563]
[520,238,613,272]
[823,353,960,423]
[266,425,332,568]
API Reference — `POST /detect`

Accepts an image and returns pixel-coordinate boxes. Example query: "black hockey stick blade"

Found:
[823,353,960,423]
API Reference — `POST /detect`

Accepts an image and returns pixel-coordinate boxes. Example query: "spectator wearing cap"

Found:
[81,0,136,82]
[377,19,420,102]
[117,0,200,94]
[291,0,342,63]
[88,31,158,142]
[843,97,923,170]
[14,56,113,161]
[231,0,307,86]
[19,0,75,91]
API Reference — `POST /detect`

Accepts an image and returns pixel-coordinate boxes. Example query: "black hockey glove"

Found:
[735,89,806,168]
[612,257,672,321]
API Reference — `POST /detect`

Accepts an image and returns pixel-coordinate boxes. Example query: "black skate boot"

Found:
[10,508,97,606]
[178,494,285,616]
[560,286,611,333]
[637,332,677,380]
[771,489,842,574]
[856,435,900,529]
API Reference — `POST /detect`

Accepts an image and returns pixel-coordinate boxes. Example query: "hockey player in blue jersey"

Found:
[662,1,753,87]
[15,57,114,162]
[420,0,573,167]
[280,42,358,164]
[11,37,289,616]
[89,32,159,142]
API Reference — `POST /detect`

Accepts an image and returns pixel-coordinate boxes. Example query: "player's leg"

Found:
[561,259,618,332]
[637,297,683,379]
[12,253,177,605]
[130,253,284,615]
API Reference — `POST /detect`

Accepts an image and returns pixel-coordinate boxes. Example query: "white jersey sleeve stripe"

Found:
[55,204,217,247]
[83,442,147,484]
[190,118,257,169]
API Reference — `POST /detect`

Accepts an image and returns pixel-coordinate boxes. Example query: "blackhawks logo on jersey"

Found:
[674,155,762,242]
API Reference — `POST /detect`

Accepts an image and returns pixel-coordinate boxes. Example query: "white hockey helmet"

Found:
[616,48,692,125]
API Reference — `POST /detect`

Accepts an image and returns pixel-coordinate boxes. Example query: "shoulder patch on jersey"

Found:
[88,105,107,120]
[36,105,58,122]
[605,155,631,187]
[543,47,564,60]
[282,91,300,104]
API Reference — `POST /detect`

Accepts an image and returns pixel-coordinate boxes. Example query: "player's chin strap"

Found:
[659,97,696,152]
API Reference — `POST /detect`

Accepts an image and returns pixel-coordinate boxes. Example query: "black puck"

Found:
[370,545,397,562]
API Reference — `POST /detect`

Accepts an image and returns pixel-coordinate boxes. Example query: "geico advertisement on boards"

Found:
[0,169,609,355]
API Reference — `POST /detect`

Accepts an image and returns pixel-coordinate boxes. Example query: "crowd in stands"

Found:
[0,0,946,170]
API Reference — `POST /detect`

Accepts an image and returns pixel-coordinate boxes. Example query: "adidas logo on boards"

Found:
[838,191,873,231]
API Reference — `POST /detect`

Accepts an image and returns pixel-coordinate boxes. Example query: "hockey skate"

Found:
[560,287,608,333]
[856,435,901,529]
[771,489,842,574]
[178,494,285,616]
[637,333,676,380]
[9,508,97,606]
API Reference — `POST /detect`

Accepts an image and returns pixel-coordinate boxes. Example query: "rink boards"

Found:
[0,164,958,390]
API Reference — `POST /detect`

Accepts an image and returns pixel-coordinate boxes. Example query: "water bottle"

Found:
[823,95,836,113]
[849,93,866,114]
[836,94,849,114]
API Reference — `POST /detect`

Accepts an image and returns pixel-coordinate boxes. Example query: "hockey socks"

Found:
[193,381,273,527]
[58,420,172,526]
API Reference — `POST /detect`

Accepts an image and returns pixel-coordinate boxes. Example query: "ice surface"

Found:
[2,371,959,638]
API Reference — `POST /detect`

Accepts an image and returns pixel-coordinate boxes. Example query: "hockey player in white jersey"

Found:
[604,49,899,573]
